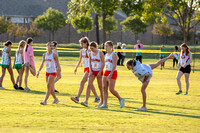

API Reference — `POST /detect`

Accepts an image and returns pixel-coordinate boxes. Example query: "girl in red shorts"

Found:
[36,42,61,105]
[80,41,105,107]
[71,37,99,103]
[98,41,125,109]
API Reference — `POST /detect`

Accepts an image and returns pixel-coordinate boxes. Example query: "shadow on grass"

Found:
[123,99,200,111]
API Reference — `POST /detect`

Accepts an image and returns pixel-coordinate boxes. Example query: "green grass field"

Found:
[0,43,200,132]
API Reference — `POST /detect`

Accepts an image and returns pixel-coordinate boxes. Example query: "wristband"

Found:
[109,74,112,77]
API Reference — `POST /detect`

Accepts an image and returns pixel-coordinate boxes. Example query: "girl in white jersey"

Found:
[36,42,61,105]
[0,40,18,90]
[98,41,125,109]
[176,43,192,95]
[126,54,174,111]
[13,40,26,90]
[71,37,99,103]
[51,41,61,93]
[80,41,105,107]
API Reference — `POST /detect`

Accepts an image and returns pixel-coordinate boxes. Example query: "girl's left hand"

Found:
[57,72,61,79]
[183,64,187,68]
[36,72,39,78]
[107,75,111,81]
[97,72,101,78]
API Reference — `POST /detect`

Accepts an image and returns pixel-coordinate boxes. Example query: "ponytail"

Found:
[25,37,33,52]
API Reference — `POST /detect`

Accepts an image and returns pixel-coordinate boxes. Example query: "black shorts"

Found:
[179,65,191,74]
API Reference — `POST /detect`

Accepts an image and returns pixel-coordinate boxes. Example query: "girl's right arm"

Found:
[88,52,93,77]
[74,50,82,74]
[36,53,45,78]
[13,52,16,69]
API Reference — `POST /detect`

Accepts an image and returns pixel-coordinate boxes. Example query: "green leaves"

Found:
[34,8,66,32]
[99,16,118,34]
[152,23,174,37]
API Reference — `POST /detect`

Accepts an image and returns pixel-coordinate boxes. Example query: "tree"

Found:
[141,0,200,43]
[28,22,44,38]
[120,16,148,40]
[71,15,93,35]
[7,23,27,42]
[0,16,11,35]
[152,23,174,44]
[99,16,118,39]
[34,7,66,41]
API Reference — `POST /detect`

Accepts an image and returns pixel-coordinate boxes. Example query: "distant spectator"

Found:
[117,42,122,65]
[136,45,142,63]
[173,46,179,69]
[121,43,126,66]
[101,43,106,55]
[134,40,144,49]
[160,45,166,70]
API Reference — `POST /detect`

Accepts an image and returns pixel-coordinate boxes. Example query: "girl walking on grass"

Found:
[0,40,18,90]
[13,40,26,90]
[80,41,105,107]
[126,53,174,111]
[24,38,36,91]
[98,41,125,109]
[36,42,61,105]
[71,37,100,104]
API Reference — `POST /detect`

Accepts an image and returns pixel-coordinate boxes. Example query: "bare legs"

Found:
[16,68,24,87]
[176,71,190,94]
[24,65,36,88]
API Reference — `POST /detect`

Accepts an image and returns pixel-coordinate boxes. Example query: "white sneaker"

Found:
[0,86,6,89]
[98,104,108,109]
[40,101,47,105]
[119,98,125,108]
[24,87,31,91]
[52,98,59,104]
[95,102,103,107]
[80,101,88,107]
[137,107,147,111]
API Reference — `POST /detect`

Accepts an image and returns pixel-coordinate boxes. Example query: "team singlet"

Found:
[105,52,117,71]
[15,48,23,65]
[82,49,89,68]
[91,50,102,71]
[1,47,9,65]
[180,53,190,67]
[45,53,56,73]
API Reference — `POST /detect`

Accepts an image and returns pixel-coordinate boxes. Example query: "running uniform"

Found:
[0,47,10,68]
[52,49,58,68]
[82,49,89,73]
[45,53,57,77]
[104,52,117,80]
[14,48,24,69]
[131,60,152,83]
[90,50,103,76]
[179,52,191,73]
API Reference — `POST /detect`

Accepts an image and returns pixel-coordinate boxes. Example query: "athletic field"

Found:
[0,44,199,132]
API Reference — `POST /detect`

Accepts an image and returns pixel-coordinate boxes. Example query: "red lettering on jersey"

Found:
[91,59,100,62]
[181,55,185,59]
[105,59,112,63]
[45,59,52,62]
[83,55,89,58]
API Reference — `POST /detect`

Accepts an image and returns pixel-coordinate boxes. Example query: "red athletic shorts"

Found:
[92,70,103,76]
[84,67,90,73]
[103,70,117,80]
[46,72,57,77]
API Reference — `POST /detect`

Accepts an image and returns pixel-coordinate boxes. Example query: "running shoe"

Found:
[0,86,6,89]
[98,104,108,109]
[54,89,59,93]
[52,98,59,104]
[24,87,31,91]
[71,97,79,103]
[93,97,100,103]
[18,87,24,90]
[137,107,147,111]
[95,102,103,107]
[40,101,47,105]
[119,98,125,108]
[184,92,188,95]
[13,84,19,90]
[80,101,88,107]
[176,91,182,95]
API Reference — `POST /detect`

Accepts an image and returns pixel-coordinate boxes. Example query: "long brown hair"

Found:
[180,43,189,55]
[4,40,12,46]
[126,59,136,67]
[25,37,33,52]
[79,37,90,56]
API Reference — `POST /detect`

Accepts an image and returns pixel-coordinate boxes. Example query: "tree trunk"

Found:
[109,33,110,40]
[52,31,54,41]
[49,31,51,42]
[120,25,123,42]
[68,24,70,43]
[183,30,188,43]
[95,14,100,44]
[102,13,106,43]
[14,35,16,43]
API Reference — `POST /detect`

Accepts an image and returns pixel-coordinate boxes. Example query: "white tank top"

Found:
[45,52,56,73]
[105,52,117,71]
[180,53,190,67]
[91,50,102,71]
[15,48,23,65]
[1,47,9,65]
[82,49,89,68]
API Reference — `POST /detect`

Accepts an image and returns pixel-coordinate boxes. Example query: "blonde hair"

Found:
[17,40,26,53]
